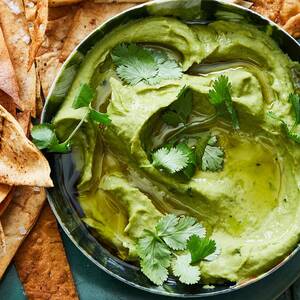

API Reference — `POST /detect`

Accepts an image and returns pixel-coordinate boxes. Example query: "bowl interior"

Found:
[43,0,300,297]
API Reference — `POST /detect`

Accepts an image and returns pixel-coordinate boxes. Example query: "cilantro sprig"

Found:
[137,214,218,286]
[111,43,182,86]
[162,86,193,126]
[152,134,224,178]
[32,84,111,153]
[208,75,239,130]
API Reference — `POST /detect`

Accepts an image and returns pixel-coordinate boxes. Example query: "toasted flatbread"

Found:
[16,111,31,137]
[0,27,19,104]
[0,104,53,187]
[280,0,300,24]
[15,204,79,299]
[284,13,300,38]
[252,0,283,22]
[36,12,76,97]
[60,2,134,61]
[0,186,46,279]
[36,51,63,97]
[26,0,48,70]
[0,0,36,116]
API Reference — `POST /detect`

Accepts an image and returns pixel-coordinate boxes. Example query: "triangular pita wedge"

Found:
[0,0,36,116]
[284,13,300,38]
[0,104,53,187]
[15,204,79,299]
[252,0,283,22]
[280,0,300,25]
[60,2,134,61]
[0,27,19,104]
[36,51,62,98]
[0,186,46,278]
[26,0,48,70]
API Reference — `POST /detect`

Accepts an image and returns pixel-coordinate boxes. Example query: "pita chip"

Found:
[252,0,283,22]
[0,104,53,187]
[284,13,300,38]
[280,0,300,25]
[16,111,31,136]
[15,204,79,299]
[0,26,19,105]
[0,186,46,279]
[36,51,62,97]
[0,0,36,116]
[26,0,48,70]
[60,2,134,61]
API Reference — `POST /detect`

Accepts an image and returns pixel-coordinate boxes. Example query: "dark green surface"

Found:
[0,227,300,300]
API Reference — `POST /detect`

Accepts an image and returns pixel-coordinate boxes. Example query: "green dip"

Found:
[53,17,300,283]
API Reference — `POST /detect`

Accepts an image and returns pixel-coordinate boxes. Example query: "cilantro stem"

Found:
[64,110,89,145]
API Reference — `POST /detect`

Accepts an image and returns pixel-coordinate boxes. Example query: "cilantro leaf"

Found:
[72,83,95,109]
[289,93,300,124]
[89,109,111,125]
[154,50,182,82]
[31,124,58,150]
[187,235,217,264]
[202,145,224,172]
[162,86,193,126]
[208,75,239,130]
[152,146,189,174]
[176,143,196,179]
[196,135,224,172]
[137,230,171,285]
[31,124,70,153]
[156,215,206,250]
[111,43,182,86]
[172,254,200,285]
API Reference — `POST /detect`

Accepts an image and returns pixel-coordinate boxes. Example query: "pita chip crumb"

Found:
[15,204,79,300]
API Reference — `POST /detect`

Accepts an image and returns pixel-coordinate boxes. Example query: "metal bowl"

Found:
[42,0,300,297]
